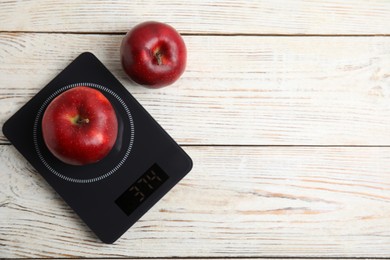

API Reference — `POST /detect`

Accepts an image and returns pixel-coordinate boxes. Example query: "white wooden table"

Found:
[1,1,390,258]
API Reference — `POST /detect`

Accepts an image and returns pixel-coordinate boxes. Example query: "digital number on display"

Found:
[116,164,169,215]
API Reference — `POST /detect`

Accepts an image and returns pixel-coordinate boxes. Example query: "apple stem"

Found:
[155,51,163,65]
[77,118,90,124]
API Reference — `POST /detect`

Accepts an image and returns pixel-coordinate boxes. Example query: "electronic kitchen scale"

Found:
[2,52,193,243]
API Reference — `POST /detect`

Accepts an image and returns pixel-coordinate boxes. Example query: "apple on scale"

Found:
[120,21,187,88]
[41,86,118,166]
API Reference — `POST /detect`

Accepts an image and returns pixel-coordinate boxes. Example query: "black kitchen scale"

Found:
[2,52,193,243]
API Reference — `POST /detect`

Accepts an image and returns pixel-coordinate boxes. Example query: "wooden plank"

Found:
[1,145,389,258]
[1,33,390,145]
[0,1,390,35]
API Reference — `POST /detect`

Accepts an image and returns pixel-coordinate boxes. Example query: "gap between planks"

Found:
[1,31,390,37]
[3,142,390,148]
[6,257,388,259]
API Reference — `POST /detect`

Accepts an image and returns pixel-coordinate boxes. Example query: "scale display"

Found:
[116,163,169,215]
[2,52,193,243]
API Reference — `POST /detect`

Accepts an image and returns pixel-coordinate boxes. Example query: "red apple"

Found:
[42,86,118,165]
[120,21,187,88]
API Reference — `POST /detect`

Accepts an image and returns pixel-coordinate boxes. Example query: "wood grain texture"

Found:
[1,33,390,145]
[1,145,389,258]
[0,0,390,35]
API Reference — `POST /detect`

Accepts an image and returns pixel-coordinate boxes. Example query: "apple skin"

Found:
[41,86,118,166]
[120,21,187,88]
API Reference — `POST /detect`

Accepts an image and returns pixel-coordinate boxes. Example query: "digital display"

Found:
[116,164,169,216]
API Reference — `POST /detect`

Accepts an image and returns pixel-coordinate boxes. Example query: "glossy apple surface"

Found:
[120,21,187,88]
[42,86,118,165]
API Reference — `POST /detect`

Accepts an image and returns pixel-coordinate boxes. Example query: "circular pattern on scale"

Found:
[33,82,135,184]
